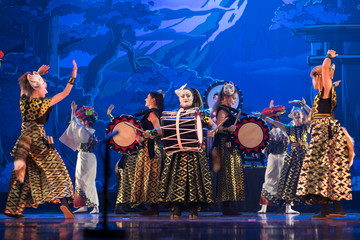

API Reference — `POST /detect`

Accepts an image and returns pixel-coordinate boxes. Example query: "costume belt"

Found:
[291,142,308,148]
[312,113,332,120]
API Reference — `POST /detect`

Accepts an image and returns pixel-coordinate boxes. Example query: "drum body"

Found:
[106,115,142,155]
[161,108,203,155]
[233,116,269,154]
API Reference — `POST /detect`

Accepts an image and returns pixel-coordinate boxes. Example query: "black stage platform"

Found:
[2,212,360,240]
[1,168,360,239]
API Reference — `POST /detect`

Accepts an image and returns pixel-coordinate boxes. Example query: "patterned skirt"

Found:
[215,136,245,202]
[116,153,137,205]
[159,151,213,209]
[276,145,306,204]
[5,122,74,215]
[296,118,352,202]
[130,138,162,206]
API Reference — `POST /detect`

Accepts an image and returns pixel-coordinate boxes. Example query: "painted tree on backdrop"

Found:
[48,0,163,94]
[0,1,54,167]
[270,0,357,30]
[0,0,50,75]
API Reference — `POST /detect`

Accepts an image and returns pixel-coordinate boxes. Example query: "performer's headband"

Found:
[223,82,235,96]
[27,71,46,90]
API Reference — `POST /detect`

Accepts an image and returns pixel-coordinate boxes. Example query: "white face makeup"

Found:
[179,89,194,108]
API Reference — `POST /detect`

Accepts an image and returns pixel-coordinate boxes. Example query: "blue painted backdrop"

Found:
[0,0,359,193]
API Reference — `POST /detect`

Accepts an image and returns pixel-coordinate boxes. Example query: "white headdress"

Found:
[175,83,188,97]
[27,71,45,90]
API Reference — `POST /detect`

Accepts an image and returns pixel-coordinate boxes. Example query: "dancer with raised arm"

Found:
[296,50,354,219]
[4,61,77,219]
[254,103,310,214]
[60,101,99,214]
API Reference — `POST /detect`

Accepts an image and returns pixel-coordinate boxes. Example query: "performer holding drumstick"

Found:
[107,104,142,214]
[210,82,244,216]
[130,91,164,216]
[159,84,215,219]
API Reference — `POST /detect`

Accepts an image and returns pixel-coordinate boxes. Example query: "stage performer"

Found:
[107,105,139,214]
[254,104,310,214]
[211,82,244,216]
[60,101,99,214]
[130,91,164,216]
[4,61,77,219]
[296,50,354,219]
[159,84,215,219]
[257,101,289,214]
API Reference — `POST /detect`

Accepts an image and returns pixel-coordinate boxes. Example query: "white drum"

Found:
[161,108,203,155]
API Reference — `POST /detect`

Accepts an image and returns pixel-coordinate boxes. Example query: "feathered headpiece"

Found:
[261,100,285,121]
[27,71,46,90]
[223,82,235,96]
[75,106,98,125]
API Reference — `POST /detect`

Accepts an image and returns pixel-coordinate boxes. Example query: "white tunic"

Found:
[60,118,99,208]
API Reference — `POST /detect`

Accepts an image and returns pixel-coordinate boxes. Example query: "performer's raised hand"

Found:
[327,49,338,58]
[72,60,78,79]
[37,65,50,75]
[71,101,77,112]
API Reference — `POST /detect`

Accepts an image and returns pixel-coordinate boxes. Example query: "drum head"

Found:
[195,110,203,147]
[233,116,269,154]
[203,81,243,111]
[106,115,141,155]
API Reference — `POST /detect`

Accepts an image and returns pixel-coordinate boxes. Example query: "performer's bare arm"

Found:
[49,60,77,107]
[71,101,77,121]
[252,111,287,132]
[322,49,338,98]
[217,109,236,133]
[143,112,162,139]
[289,99,311,114]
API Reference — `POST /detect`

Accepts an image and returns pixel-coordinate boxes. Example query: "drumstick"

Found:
[123,122,145,133]
[210,117,229,133]
[233,111,241,126]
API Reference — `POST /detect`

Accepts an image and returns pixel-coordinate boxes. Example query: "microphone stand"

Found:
[83,131,126,238]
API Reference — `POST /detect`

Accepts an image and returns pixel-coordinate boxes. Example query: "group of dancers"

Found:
[4,49,354,220]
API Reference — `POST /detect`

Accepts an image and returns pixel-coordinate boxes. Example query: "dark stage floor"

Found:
[1,212,360,240]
